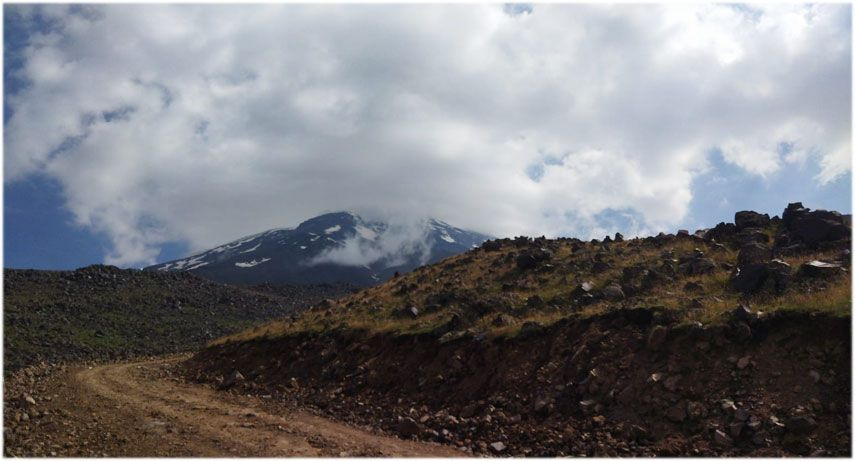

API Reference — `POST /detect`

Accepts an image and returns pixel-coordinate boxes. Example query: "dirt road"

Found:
[4,355,464,457]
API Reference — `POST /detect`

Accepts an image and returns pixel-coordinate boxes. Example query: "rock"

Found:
[665,403,686,423]
[691,257,717,274]
[729,421,745,437]
[22,395,36,406]
[736,356,751,369]
[525,295,544,308]
[714,429,732,446]
[647,325,668,350]
[592,415,606,426]
[490,441,507,453]
[735,211,771,231]
[732,263,770,293]
[800,260,844,278]
[809,370,821,383]
[732,322,752,342]
[614,232,624,242]
[786,207,850,247]
[219,370,245,390]
[684,281,704,293]
[602,284,625,301]
[579,399,597,414]
[782,202,807,227]
[518,321,544,338]
[737,242,772,267]
[663,375,680,392]
[533,397,551,415]
[734,408,750,421]
[766,259,791,291]
[516,247,553,270]
[735,228,770,245]
[686,401,706,420]
[397,417,421,438]
[731,304,753,322]
[786,415,817,434]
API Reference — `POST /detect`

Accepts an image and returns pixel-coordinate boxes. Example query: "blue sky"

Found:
[3,4,852,269]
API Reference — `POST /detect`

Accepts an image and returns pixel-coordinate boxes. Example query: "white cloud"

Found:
[4,4,851,266]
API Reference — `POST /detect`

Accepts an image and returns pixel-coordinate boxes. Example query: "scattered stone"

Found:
[736,356,751,370]
[490,441,507,453]
[800,260,845,278]
[714,429,732,446]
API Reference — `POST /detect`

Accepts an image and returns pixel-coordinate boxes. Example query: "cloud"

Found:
[4,4,851,266]
[308,218,434,268]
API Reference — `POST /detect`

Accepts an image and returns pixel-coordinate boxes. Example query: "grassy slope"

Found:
[219,224,850,345]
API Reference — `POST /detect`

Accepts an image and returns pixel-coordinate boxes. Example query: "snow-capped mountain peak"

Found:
[145,212,491,286]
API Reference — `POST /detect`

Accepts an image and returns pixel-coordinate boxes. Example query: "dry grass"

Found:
[214,232,850,345]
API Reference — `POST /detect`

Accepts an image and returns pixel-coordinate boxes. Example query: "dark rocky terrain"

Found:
[147,211,490,286]
[186,202,852,456]
[4,265,355,374]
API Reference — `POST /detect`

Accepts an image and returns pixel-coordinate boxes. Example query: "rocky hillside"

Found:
[185,202,851,456]
[4,265,355,374]
[147,212,491,286]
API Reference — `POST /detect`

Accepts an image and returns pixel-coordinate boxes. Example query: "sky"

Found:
[3,3,852,270]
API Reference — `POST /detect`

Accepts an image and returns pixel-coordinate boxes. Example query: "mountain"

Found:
[145,212,491,286]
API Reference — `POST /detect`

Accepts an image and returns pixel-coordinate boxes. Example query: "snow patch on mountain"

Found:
[235,258,271,268]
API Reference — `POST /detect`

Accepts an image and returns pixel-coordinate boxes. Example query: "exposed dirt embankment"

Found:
[186,308,851,456]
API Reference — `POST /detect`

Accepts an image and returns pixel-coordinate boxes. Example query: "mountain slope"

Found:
[146,212,491,286]
[3,265,353,374]
[186,201,851,456]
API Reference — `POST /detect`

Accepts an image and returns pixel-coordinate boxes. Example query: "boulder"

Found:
[515,247,553,270]
[735,211,771,231]
[705,222,736,242]
[691,257,717,274]
[767,259,791,291]
[782,202,808,227]
[737,242,772,267]
[735,228,770,245]
[786,207,850,247]
[731,264,769,294]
